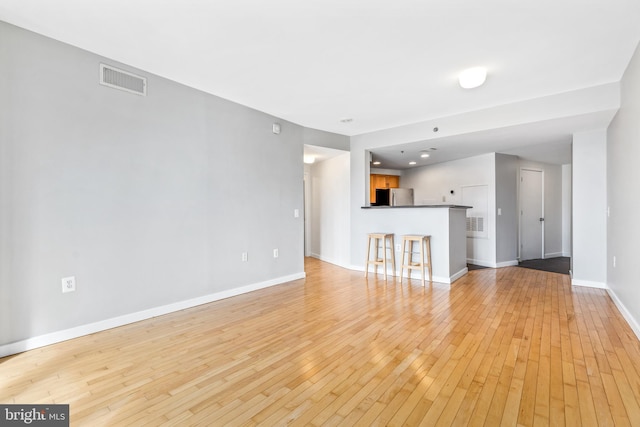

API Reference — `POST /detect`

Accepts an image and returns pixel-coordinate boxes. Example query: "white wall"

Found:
[309,152,351,267]
[607,41,640,335]
[518,160,564,258]
[572,130,607,288]
[0,22,349,353]
[401,153,496,266]
[562,164,572,257]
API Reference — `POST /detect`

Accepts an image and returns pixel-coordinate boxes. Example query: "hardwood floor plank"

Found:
[2,259,640,426]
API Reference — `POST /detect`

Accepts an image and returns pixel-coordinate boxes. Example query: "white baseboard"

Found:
[606,288,640,341]
[496,260,519,268]
[351,265,462,284]
[571,279,608,289]
[449,267,469,283]
[545,252,564,258]
[466,259,494,268]
[0,272,306,358]
[309,253,351,269]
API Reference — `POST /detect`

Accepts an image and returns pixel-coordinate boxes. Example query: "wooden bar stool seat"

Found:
[399,235,432,286]
[365,233,396,280]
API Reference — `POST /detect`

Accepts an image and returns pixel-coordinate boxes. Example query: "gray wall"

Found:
[0,22,307,346]
[495,154,519,264]
[607,40,640,331]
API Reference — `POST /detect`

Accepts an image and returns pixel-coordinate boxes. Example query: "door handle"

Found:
[539,218,545,222]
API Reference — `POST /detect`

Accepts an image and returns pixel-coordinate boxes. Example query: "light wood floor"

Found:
[2,258,640,426]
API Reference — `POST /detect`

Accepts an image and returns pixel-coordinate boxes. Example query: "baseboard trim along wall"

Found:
[0,272,306,358]
[544,252,564,258]
[571,279,608,289]
[606,288,640,341]
[310,253,350,269]
[466,259,518,268]
[495,260,519,268]
[353,265,464,284]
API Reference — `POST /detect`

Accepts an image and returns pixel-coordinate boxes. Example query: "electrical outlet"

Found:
[62,276,76,293]
[273,249,279,258]
[242,252,248,262]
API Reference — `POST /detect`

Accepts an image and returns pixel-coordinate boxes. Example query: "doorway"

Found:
[520,168,544,261]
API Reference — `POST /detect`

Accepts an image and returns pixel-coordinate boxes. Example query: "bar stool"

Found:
[399,235,432,286]
[365,233,396,280]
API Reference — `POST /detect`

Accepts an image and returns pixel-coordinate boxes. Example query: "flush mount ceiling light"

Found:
[420,151,430,158]
[409,161,417,165]
[373,161,381,165]
[459,67,487,89]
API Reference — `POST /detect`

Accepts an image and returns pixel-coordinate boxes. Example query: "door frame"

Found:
[518,167,545,261]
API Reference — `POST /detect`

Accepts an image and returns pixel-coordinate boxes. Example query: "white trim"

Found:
[544,252,564,258]
[449,267,469,283]
[606,289,640,341]
[571,279,608,289]
[467,259,518,268]
[496,260,519,268]
[350,265,464,284]
[0,272,305,358]
[467,258,494,268]
[562,251,572,257]
[310,253,350,269]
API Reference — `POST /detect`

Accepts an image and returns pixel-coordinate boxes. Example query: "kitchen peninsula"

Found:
[361,204,471,283]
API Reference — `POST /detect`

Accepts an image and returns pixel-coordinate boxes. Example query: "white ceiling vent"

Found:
[100,63,146,96]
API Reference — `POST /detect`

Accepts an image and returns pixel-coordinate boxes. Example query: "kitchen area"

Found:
[363,172,471,284]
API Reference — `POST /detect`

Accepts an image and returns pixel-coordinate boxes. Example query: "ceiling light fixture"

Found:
[459,67,487,89]
[373,161,381,165]
[420,153,430,158]
[409,161,417,165]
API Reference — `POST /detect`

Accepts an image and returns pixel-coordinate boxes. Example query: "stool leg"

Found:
[426,236,432,283]
[390,235,396,277]
[420,237,426,287]
[365,236,371,278]
[382,237,388,281]
[399,239,405,283]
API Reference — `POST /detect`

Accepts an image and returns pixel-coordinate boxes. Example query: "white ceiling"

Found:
[1,0,639,165]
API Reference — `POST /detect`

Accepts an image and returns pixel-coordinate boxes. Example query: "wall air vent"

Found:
[466,216,485,233]
[99,63,147,96]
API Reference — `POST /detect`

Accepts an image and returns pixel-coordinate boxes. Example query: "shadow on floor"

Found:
[518,257,570,275]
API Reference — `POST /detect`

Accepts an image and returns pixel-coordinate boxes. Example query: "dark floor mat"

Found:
[518,257,570,275]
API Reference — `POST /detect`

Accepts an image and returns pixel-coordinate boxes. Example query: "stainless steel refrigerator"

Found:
[375,188,414,206]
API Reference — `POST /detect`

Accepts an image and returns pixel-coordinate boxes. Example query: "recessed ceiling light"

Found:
[459,67,487,89]
[340,118,353,123]
[420,153,430,158]
[373,161,381,165]
[409,161,417,165]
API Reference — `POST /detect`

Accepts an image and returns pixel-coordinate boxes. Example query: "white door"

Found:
[520,169,544,260]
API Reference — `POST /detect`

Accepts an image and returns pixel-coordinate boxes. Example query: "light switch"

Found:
[294,209,299,218]
[498,208,502,216]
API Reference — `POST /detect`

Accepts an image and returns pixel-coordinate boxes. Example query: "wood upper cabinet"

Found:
[370,174,400,203]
